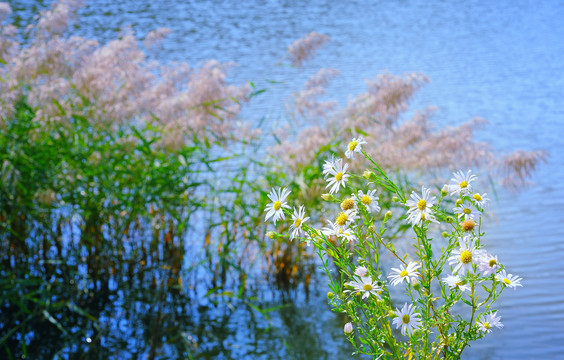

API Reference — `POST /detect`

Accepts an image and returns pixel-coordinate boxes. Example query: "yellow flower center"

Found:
[488,259,497,267]
[483,321,491,329]
[417,199,426,210]
[335,172,343,181]
[455,280,464,286]
[273,201,282,210]
[361,195,372,205]
[400,270,409,277]
[463,208,471,214]
[348,140,358,151]
[459,181,468,189]
[473,193,482,201]
[363,283,373,291]
[402,314,410,324]
[294,218,302,228]
[341,198,355,210]
[460,250,472,264]
[336,212,348,226]
[503,278,511,285]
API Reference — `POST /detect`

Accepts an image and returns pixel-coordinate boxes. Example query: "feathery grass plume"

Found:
[288,67,339,122]
[273,68,545,188]
[499,149,548,188]
[143,27,173,50]
[0,0,249,147]
[33,0,84,39]
[344,72,430,128]
[287,32,330,67]
[0,2,10,20]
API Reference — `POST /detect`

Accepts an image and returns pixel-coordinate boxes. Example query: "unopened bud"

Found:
[384,211,393,221]
[354,266,368,277]
[327,292,334,300]
[367,224,376,233]
[344,322,353,334]
[442,231,449,238]
[363,171,373,179]
[455,199,463,207]
[388,310,397,318]
[392,196,399,203]
[321,193,331,201]
[446,216,454,223]
[441,185,449,196]
[266,231,275,239]
[412,280,421,290]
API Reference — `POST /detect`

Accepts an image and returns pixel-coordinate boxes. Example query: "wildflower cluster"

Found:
[264,138,522,359]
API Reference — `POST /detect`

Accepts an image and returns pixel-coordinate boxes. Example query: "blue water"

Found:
[7,0,564,358]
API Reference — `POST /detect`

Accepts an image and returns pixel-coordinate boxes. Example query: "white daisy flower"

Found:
[392,303,422,336]
[405,186,439,227]
[289,205,310,241]
[442,274,471,292]
[448,235,479,275]
[448,170,477,196]
[338,228,358,243]
[334,209,358,230]
[324,158,350,194]
[477,312,503,333]
[454,202,480,221]
[347,276,381,299]
[322,156,338,176]
[388,261,420,286]
[472,192,489,210]
[354,266,368,277]
[495,270,523,289]
[340,197,357,211]
[321,220,341,237]
[264,187,291,224]
[345,136,367,159]
[357,189,381,213]
[477,253,500,276]
[321,220,357,243]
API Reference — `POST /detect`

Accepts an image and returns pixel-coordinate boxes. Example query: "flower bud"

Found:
[384,211,393,221]
[327,292,334,300]
[446,216,454,223]
[363,171,373,179]
[412,280,421,290]
[266,231,276,239]
[387,310,397,318]
[367,224,376,233]
[455,199,463,207]
[354,266,368,277]
[344,322,353,334]
[442,231,449,238]
[441,185,449,196]
[321,193,331,201]
[392,196,399,202]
